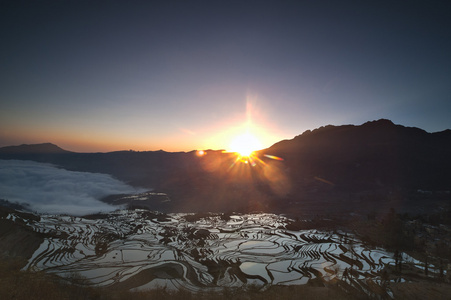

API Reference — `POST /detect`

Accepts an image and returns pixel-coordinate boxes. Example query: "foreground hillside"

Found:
[1,119,450,215]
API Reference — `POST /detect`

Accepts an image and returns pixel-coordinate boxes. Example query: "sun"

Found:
[229,132,263,157]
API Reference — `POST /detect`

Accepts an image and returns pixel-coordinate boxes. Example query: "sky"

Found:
[0,159,144,215]
[1,0,450,152]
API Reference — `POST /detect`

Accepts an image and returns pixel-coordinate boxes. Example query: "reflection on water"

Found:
[20,210,403,292]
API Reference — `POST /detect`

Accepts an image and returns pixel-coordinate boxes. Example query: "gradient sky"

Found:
[1,1,450,152]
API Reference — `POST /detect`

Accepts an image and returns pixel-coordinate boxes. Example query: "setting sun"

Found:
[229,132,263,157]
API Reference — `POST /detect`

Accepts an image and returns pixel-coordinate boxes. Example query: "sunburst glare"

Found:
[229,131,262,158]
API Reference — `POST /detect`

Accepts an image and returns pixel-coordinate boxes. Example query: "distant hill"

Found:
[0,143,70,154]
[1,120,450,215]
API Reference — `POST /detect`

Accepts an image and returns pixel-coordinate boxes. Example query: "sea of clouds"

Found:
[0,159,145,215]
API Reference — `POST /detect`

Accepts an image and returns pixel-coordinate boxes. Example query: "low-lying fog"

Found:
[0,159,144,215]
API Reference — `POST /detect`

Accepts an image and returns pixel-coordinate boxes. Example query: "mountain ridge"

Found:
[267,119,448,151]
[2,120,450,155]
[1,119,450,214]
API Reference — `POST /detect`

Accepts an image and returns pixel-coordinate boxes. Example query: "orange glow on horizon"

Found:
[2,94,286,153]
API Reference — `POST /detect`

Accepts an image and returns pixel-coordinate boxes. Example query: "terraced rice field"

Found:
[11,210,400,292]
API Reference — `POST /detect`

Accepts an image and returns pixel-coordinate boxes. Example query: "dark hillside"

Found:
[264,119,451,190]
[0,207,43,264]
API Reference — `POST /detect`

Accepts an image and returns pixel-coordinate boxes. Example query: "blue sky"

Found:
[1,1,450,152]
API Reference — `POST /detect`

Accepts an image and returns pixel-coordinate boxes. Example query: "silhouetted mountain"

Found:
[0,143,70,154]
[263,119,451,191]
[1,119,450,215]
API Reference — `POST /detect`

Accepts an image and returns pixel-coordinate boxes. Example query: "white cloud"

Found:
[0,159,145,215]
